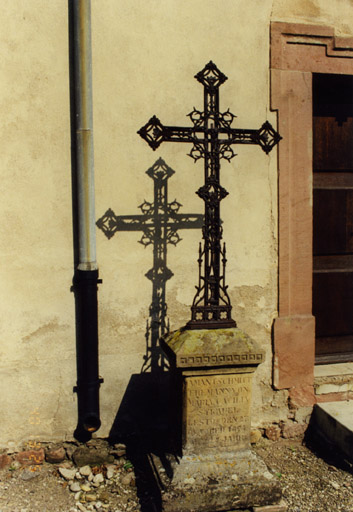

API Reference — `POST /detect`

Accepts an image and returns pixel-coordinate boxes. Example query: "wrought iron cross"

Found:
[138,61,281,329]
[96,158,203,371]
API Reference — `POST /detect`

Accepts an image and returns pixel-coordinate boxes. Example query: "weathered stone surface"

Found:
[0,453,12,469]
[64,443,78,460]
[281,422,307,439]
[45,446,66,464]
[250,429,262,444]
[162,328,265,369]
[294,406,313,424]
[184,373,252,453]
[15,448,45,466]
[72,447,114,467]
[265,425,281,442]
[160,327,279,511]
[289,385,316,408]
[161,451,281,512]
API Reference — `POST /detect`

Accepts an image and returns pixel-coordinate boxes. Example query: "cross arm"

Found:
[223,121,282,154]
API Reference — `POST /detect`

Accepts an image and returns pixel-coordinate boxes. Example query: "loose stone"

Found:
[265,425,281,442]
[75,491,82,501]
[81,483,92,492]
[98,491,110,503]
[121,473,135,486]
[114,444,126,457]
[59,467,77,481]
[45,446,66,464]
[85,493,97,502]
[73,447,114,467]
[80,465,92,477]
[77,503,88,512]
[88,473,94,482]
[58,461,73,470]
[106,465,115,479]
[93,473,104,485]
[70,482,81,492]
[15,449,45,466]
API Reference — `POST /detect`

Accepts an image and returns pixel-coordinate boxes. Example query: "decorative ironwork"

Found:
[96,158,203,371]
[138,61,281,329]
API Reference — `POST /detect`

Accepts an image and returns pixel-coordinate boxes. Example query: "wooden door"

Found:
[313,74,353,364]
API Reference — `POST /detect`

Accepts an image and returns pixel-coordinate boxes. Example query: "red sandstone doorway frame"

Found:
[271,22,353,405]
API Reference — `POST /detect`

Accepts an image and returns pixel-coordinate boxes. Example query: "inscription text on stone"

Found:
[184,374,252,452]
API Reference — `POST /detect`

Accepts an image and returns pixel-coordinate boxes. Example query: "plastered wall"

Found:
[0,0,352,449]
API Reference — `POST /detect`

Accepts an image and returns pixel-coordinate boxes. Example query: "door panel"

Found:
[313,73,353,364]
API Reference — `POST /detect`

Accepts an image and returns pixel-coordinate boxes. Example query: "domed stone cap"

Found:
[161,327,265,369]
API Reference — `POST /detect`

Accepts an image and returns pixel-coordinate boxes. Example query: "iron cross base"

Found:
[185,314,236,330]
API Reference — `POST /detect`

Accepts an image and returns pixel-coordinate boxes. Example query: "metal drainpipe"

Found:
[71,0,103,439]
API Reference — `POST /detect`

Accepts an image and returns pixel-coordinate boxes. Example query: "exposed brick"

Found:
[265,425,281,442]
[15,449,45,466]
[0,454,12,469]
[281,422,307,439]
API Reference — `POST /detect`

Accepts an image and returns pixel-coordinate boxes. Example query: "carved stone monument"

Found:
[138,63,282,510]
[159,328,282,512]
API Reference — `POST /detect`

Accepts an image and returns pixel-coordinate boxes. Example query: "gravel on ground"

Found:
[1,436,353,512]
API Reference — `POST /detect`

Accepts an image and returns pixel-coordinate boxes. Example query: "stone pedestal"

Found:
[159,328,282,512]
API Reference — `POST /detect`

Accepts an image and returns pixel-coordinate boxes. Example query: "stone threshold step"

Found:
[314,362,353,395]
[311,401,353,462]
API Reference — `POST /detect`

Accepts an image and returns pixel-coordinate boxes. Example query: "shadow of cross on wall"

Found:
[96,158,203,373]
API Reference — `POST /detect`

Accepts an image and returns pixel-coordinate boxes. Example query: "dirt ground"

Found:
[1,436,353,512]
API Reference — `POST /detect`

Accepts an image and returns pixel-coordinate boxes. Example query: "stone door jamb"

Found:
[270,22,353,406]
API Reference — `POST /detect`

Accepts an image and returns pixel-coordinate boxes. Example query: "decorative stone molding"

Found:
[178,353,264,368]
[161,327,265,370]
[271,22,353,73]
[270,22,353,399]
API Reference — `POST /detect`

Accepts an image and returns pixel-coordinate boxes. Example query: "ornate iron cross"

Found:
[96,158,203,371]
[138,61,281,329]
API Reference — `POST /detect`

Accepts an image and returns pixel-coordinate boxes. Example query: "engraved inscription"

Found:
[184,374,252,452]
